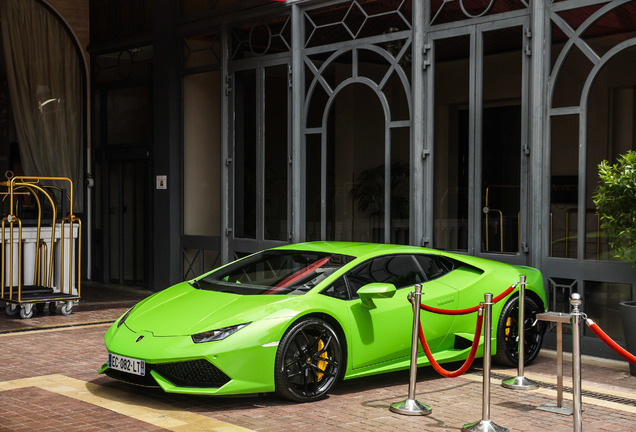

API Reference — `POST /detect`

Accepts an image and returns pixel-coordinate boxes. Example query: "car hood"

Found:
[124,282,300,336]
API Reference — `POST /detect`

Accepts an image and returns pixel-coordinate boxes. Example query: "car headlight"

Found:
[117,307,134,328]
[191,322,251,343]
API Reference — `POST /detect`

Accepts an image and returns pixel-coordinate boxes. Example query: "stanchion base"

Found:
[461,419,509,432]
[389,398,432,416]
[537,403,573,415]
[501,375,539,390]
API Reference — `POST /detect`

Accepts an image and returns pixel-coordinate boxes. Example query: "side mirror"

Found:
[358,283,396,308]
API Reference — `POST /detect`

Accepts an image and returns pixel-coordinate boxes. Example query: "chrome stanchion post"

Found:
[570,293,583,432]
[390,283,432,415]
[502,275,539,390]
[462,293,508,432]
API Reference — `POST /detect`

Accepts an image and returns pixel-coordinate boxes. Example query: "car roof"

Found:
[271,241,516,275]
[272,241,440,260]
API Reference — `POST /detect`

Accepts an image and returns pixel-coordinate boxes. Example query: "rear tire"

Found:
[494,295,544,366]
[274,317,343,402]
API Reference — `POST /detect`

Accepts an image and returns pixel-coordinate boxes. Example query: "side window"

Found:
[414,255,455,281]
[321,276,350,300]
[347,255,424,297]
[321,254,452,301]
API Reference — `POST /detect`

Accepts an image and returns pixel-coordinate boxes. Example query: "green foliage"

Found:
[594,150,636,264]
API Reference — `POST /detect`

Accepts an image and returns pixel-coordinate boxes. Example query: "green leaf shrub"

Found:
[594,150,636,264]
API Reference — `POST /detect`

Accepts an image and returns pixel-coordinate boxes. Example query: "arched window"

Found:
[304,43,412,244]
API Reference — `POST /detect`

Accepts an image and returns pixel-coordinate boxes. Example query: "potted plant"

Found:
[594,150,636,375]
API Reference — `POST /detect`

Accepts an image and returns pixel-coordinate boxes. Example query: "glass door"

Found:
[228,59,290,258]
[430,19,530,265]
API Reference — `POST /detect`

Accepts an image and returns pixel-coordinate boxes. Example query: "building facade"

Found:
[11,0,636,357]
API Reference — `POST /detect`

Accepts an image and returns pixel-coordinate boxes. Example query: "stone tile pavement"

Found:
[0,282,634,431]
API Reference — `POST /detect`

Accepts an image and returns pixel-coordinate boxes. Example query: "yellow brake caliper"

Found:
[316,338,328,381]
[505,317,512,341]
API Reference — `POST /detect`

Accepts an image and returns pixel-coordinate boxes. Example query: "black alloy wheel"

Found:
[494,295,545,366]
[274,317,343,402]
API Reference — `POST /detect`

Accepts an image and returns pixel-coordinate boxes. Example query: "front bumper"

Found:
[100,319,285,395]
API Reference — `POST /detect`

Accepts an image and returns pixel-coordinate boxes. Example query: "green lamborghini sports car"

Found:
[99,242,546,402]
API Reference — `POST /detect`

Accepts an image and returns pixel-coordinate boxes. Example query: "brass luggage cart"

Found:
[0,173,81,319]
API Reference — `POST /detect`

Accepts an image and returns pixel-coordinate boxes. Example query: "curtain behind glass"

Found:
[1,0,83,211]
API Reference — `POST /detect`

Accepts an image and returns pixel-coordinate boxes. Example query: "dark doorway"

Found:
[94,85,151,286]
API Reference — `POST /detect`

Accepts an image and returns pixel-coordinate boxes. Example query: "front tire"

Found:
[274,317,343,402]
[494,295,544,366]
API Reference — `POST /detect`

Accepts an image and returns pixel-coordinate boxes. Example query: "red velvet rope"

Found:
[406,284,515,377]
[586,319,636,366]
[418,307,484,377]
[418,285,515,315]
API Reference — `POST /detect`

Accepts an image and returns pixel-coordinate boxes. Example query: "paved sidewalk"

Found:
[0,283,634,431]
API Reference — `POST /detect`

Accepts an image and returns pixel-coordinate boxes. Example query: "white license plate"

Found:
[109,353,145,376]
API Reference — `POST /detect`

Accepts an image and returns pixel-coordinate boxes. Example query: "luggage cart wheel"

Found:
[20,304,34,319]
[49,302,58,314]
[5,304,18,317]
[60,301,73,316]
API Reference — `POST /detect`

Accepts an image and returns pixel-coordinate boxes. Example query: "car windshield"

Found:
[194,250,355,295]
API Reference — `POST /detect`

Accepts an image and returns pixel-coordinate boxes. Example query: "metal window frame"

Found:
[299,5,414,244]
[543,0,636,319]
[227,54,292,257]
[424,13,531,264]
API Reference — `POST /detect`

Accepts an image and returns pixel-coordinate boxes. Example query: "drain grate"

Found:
[489,372,636,408]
